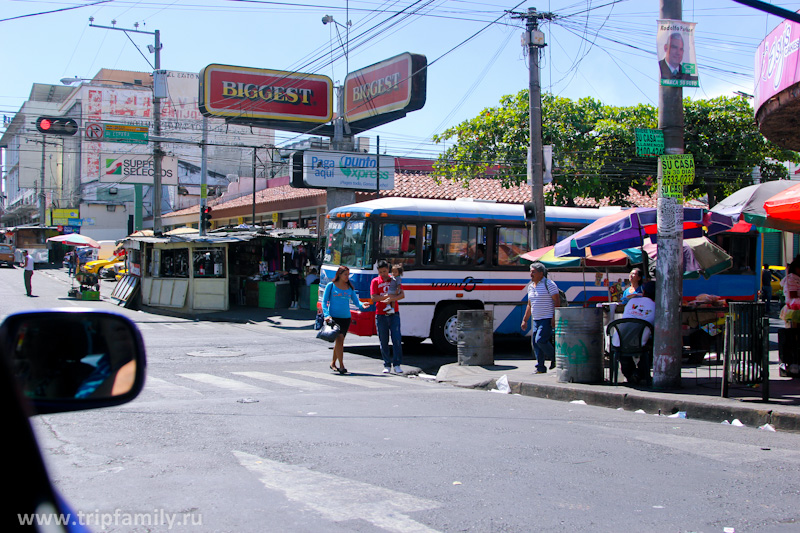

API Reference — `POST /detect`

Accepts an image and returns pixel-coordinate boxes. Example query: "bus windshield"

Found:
[324,219,372,268]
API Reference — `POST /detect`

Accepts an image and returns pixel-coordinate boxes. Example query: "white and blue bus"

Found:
[320,198,626,353]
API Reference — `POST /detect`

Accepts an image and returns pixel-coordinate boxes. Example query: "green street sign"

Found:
[85,122,149,144]
[635,128,664,157]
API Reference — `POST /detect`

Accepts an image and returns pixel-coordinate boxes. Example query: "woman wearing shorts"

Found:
[321,265,369,374]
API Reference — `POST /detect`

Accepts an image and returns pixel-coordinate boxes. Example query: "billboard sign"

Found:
[344,52,427,131]
[755,20,800,112]
[199,64,333,124]
[291,151,395,190]
[101,154,179,185]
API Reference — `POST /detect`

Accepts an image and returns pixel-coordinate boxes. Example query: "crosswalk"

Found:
[142,368,436,400]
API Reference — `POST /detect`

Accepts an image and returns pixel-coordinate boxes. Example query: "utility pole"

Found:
[653,0,684,389]
[513,7,552,250]
[199,116,208,236]
[89,21,163,234]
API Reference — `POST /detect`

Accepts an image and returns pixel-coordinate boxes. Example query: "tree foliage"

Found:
[432,90,798,207]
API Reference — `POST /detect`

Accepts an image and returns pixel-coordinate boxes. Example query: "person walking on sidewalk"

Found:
[371,260,405,374]
[22,250,34,296]
[521,262,559,374]
[321,265,369,374]
[761,264,773,313]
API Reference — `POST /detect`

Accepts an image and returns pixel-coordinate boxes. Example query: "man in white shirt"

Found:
[521,262,560,374]
[22,250,34,297]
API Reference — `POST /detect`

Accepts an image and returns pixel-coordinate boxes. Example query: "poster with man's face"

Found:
[657,19,699,87]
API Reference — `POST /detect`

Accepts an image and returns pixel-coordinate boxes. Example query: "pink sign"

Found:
[755,17,800,112]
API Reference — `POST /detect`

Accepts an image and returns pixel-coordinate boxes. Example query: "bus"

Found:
[5,226,61,265]
[321,197,765,353]
[321,198,626,353]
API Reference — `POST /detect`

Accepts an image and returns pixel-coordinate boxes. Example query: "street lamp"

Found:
[60,76,146,87]
[322,13,353,151]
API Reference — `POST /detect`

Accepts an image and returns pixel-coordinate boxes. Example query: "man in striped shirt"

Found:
[521,262,560,374]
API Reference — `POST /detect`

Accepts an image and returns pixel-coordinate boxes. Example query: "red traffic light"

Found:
[36,116,78,136]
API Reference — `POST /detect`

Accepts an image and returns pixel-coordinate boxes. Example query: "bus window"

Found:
[324,219,372,268]
[718,234,756,275]
[552,227,577,244]
[496,227,528,266]
[430,225,484,267]
[379,223,417,266]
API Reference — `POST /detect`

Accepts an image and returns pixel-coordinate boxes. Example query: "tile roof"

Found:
[163,166,688,220]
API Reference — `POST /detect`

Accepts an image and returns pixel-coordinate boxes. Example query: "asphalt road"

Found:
[5,266,800,532]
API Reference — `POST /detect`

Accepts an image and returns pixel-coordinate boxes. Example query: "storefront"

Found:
[123,229,318,314]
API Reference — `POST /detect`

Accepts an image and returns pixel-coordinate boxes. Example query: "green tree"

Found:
[433,91,797,207]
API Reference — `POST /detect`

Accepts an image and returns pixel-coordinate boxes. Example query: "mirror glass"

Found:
[7,313,139,401]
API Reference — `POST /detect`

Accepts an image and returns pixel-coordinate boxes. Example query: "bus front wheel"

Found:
[431,304,464,355]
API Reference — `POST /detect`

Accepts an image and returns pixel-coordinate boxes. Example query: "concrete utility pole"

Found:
[199,116,208,236]
[513,7,552,250]
[89,21,163,234]
[653,0,684,389]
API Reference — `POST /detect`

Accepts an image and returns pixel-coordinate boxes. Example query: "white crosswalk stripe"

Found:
[144,377,203,398]
[178,373,266,393]
[286,370,398,388]
[231,371,335,391]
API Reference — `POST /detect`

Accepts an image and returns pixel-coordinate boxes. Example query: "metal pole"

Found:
[526,8,545,250]
[39,136,46,226]
[653,0,684,389]
[152,29,164,235]
[376,136,380,199]
[199,116,208,236]
[252,148,257,225]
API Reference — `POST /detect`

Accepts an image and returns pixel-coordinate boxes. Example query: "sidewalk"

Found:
[43,267,800,432]
[436,317,800,433]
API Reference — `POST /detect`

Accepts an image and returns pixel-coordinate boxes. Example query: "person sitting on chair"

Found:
[611,281,656,384]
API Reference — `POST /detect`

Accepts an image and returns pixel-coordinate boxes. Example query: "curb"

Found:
[463,377,800,433]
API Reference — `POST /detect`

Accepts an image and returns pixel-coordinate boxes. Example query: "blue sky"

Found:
[1,0,797,160]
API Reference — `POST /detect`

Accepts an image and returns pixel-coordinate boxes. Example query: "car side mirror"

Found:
[0,309,147,415]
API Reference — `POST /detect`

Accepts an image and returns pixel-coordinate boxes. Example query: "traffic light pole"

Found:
[39,137,46,226]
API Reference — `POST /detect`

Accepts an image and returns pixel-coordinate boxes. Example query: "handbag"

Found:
[316,321,340,342]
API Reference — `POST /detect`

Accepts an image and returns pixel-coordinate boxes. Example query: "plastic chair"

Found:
[606,318,654,385]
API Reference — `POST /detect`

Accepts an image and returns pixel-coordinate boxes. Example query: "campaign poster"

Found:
[657,20,699,88]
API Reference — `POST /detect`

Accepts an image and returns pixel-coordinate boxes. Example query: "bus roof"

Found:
[328,198,622,225]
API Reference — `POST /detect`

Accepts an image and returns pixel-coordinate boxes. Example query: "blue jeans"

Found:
[532,318,555,372]
[376,314,403,368]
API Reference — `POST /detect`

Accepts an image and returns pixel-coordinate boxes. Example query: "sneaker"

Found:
[394,366,403,374]
[383,367,391,374]
[384,306,395,315]
[549,360,556,370]
[535,369,547,374]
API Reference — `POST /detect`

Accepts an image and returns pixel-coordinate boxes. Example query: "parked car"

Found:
[0,243,15,267]
[82,257,123,275]
[2,309,146,530]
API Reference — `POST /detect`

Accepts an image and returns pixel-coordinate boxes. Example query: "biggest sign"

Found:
[199,64,333,124]
[344,52,427,131]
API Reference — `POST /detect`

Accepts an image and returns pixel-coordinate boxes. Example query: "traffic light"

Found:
[36,116,78,136]
[201,206,213,230]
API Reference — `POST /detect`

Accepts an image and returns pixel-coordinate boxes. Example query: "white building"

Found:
[1,69,275,241]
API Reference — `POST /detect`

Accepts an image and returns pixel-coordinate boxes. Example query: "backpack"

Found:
[544,277,569,307]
